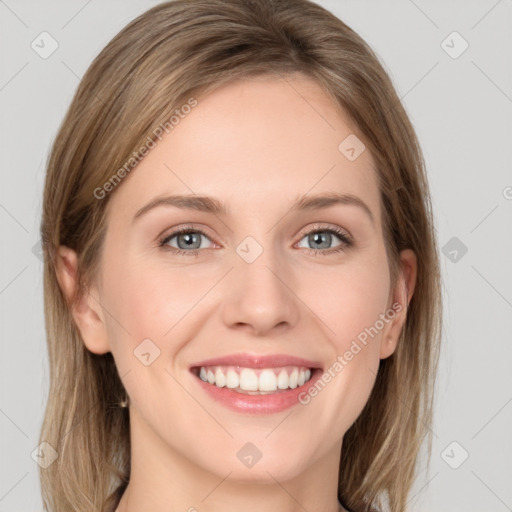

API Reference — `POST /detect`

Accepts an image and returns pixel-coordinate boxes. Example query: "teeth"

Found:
[197,365,314,392]
[277,369,289,390]
[239,368,259,391]
[259,369,277,391]
[215,367,226,387]
[226,369,239,389]
[289,368,299,389]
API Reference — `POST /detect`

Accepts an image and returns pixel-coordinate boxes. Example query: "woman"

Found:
[38,1,442,511]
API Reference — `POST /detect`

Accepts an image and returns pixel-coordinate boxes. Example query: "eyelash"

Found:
[157,224,353,257]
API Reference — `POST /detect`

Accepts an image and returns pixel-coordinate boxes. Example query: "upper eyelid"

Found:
[160,225,215,244]
[160,223,352,246]
[297,223,351,238]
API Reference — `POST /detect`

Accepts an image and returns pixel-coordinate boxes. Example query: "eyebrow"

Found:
[132,192,374,224]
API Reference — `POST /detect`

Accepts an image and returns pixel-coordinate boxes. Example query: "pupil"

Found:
[311,232,330,249]
[180,233,199,249]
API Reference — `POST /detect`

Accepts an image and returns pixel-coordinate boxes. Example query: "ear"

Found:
[380,249,417,359]
[55,246,111,355]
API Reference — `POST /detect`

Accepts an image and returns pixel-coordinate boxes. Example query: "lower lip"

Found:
[191,369,323,414]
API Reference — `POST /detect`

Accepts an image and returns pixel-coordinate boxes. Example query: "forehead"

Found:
[107,74,381,227]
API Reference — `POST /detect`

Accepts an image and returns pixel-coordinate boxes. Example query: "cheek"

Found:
[297,249,391,421]
[102,254,209,343]
[308,253,391,353]
[298,247,391,404]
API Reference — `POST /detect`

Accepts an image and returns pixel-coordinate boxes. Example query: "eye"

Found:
[157,224,353,257]
[158,226,214,256]
[296,226,353,255]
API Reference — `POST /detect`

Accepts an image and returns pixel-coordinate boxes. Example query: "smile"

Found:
[194,365,313,394]
[189,353,323,414]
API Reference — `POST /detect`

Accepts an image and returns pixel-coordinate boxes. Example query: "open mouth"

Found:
[190,365,320,395]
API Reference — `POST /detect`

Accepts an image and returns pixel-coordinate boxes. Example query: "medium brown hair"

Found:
[39,1,442,511]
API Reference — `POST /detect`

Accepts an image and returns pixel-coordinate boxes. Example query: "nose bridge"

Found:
[221,233,299,334]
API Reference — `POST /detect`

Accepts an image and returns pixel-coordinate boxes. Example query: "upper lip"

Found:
[190,353,323,370]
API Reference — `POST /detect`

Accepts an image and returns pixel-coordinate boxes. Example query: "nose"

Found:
[221,245,300,336]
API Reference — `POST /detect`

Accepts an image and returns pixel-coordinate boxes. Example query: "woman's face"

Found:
[63,74,415,485]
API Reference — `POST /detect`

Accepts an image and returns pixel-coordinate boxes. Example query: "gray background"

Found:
[1,1,511,511]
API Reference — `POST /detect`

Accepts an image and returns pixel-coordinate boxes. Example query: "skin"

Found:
[56,73,416,512]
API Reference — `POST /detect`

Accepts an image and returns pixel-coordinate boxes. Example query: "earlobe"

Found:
[380,249,417,359]
[55,246,111,355]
